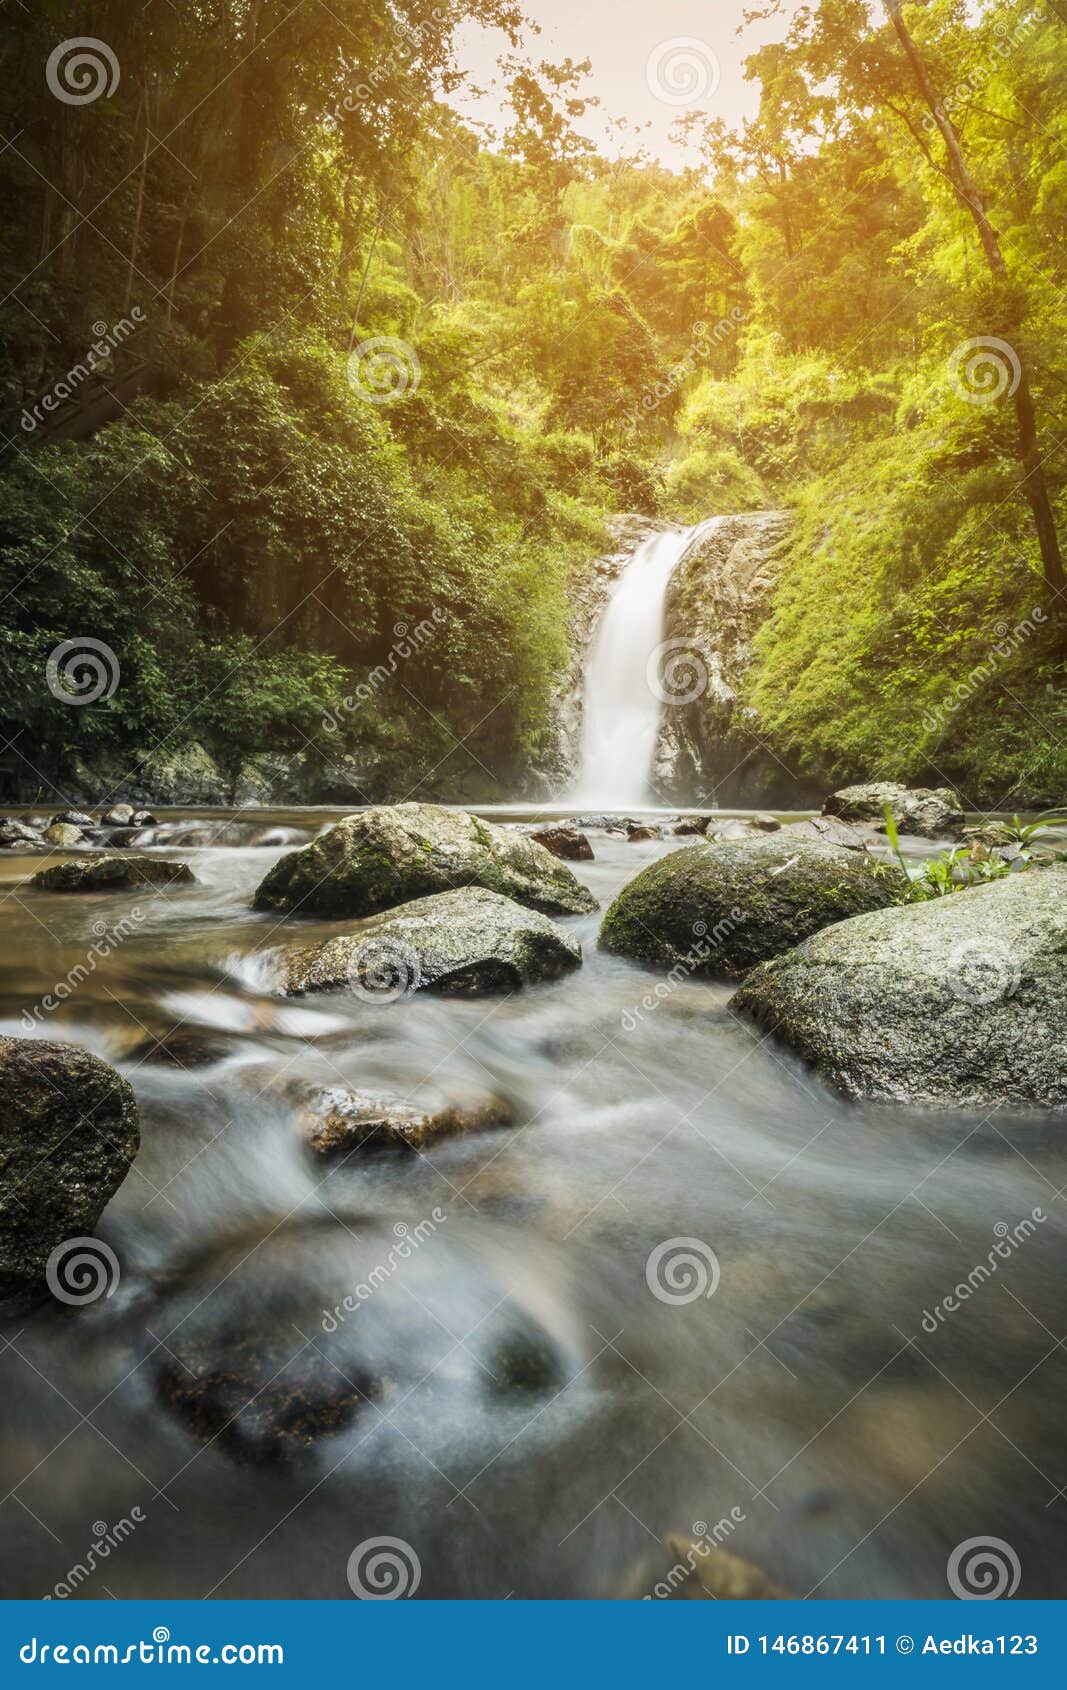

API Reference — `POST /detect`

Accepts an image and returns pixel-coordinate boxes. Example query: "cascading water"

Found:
[571,520,719,807]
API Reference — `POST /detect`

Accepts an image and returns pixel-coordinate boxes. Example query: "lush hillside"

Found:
[1,1,1064,805]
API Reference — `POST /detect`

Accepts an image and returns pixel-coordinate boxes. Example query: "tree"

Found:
[880,0,1064,599]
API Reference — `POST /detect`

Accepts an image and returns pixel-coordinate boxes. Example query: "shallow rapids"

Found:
[1,813,1066,1599]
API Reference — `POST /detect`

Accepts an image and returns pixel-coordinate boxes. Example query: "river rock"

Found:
[101,804,135,827]
[157,1325,378,1467]
[0,821,43,848]
[41,822,85,848]
[530,825,593,861]
[752,814,781,832]
[823,782,964,838]
[302,1086,513,1157]
[599,836,902,978]
[628,823,661,842]
[49,811,94,829]
[732,866,1067,1107]
[0,1037,139,1299]
[704,818,753,841]
[253,801,597,919]
[781,814,869,850]
[281,886,583,998]
[31,856,194,892]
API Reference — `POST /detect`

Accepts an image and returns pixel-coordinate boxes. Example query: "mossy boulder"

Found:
[253,801,597,919]
[0,1037,139,1299]
[31,856,194,892]
[281,886,582,998]
[41,822,85,848]
[733,866,1067,1107]
[599,836,902,978]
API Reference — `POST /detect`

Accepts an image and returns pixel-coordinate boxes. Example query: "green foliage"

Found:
[1,0,1064,801]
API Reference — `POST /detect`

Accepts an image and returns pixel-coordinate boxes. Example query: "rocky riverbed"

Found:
[1,803,1067,1599]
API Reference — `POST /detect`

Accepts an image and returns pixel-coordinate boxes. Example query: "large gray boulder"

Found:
[823,782,964,838]
[0,1037,139,1299]
[733,867,1067,1107]
[281,886,582,998]
[253,802,597,920]
[598,836,902,978]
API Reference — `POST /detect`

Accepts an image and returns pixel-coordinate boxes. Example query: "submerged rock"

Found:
[281,886,583,998]
[30,856,194,892]
[599,836,901,978]
[125,1026,230,1069]
[733,866,1067,1107]
[823,782,964,838]
[0,1037,139,1299]
[485,1312,565,1395]
[302,1086,513,1157]
[157,1326,378,1467]
[253,801,597,920]
[530,825,594,861]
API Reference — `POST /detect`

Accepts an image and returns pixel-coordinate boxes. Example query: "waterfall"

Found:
[571,521,718,808]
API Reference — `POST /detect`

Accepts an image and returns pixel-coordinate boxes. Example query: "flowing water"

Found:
[2,812,1066,1600]
[572,522,717,808]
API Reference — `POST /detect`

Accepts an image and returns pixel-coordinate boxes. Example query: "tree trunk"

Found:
[881,0,1065,599]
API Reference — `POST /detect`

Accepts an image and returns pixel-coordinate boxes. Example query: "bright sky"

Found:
[451,0,808,167]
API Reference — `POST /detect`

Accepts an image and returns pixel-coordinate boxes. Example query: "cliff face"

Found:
[653,511,808,807]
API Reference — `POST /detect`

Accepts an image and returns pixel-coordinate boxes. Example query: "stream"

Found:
[2,810,1066,1600]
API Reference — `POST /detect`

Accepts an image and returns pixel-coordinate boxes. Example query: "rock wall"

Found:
[653,510,812,807]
